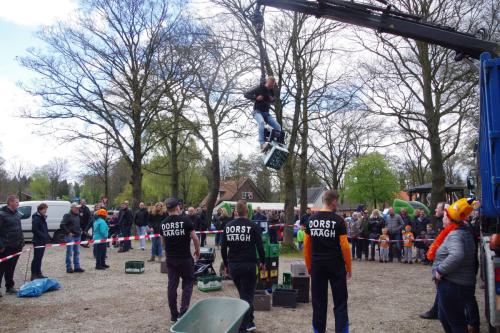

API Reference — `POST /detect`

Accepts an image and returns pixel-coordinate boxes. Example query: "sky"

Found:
[0,0,80,178]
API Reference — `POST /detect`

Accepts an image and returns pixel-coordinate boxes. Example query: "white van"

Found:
[16,200,72,243]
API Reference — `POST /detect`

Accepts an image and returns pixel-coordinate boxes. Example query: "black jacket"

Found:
[134,208,149,227]
[79,205,91,229]
[32,212,50,245]
[0,205,24,249]
[244,84,275,113]
[148,212,166,234]
[61,212,82,235]
[118,208,133,227]
[412,216,430,238]
[368,217,385,236]
[188,214,204,231]
[300,213,311,227]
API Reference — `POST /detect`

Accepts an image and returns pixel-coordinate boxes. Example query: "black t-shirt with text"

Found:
[306,211,347,268]
[221,218,265,266]
[160,214,194,260]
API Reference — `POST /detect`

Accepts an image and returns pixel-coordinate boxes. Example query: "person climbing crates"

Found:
[244,76,289,170]
[244,76,283,151]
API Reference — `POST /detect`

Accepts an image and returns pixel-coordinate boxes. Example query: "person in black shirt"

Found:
[134,202,149,251]
[79,199,92,248]
[300,207,312,227]
[160,198,200,323]
[244,76,282,151]
[304,190,352,333]
[31,203,50,280]
[221,200,266,333]
[117,201,133,253]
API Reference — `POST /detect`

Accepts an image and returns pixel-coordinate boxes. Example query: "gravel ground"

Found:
[0,237,488,333]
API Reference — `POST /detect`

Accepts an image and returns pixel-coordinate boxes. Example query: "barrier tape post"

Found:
[23,246,32,284]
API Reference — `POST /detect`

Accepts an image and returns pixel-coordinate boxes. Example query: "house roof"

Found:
[407,183,465,193]
[201,178,265,206]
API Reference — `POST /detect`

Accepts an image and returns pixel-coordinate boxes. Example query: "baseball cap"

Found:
[165,198,180,210]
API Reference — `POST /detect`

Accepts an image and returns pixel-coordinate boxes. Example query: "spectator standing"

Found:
[360,211,370,261]
[148,202,166,262]
[79,199,92,248]
[368,209,385,261]
[386,207,404,263]
[267,211,280,244]
[93,209,110,270]
[61,203,85,273]
[297,225,305,251]
[300,208,312,227]
[379,228,390,263]
[160,198,200,323]
[350,212,362,260]
[117,201,133,253]
[187,207,203,247]
[434,202,446,232]
[213,209,223,248]
[221,200,266,332]
[429,198,478,333]
[0,195,24,295]
[31,203,50,280]
[400,208,412,227]
[134,202,149,251]
[100,196,109,209]
[412,209,430,241]
[402,225,415,264]
[252,207,266,233]
[197,207,208,247]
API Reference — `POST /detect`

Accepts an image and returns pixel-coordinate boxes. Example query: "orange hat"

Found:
[446,198,479,222]
[96,209,108,218]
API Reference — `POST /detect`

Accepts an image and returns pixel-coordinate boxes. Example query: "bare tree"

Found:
[183,29,252,221]
[356,0,491,208]
[310,109,382,190]
[79,138,117,199]
[20,0,189,208]
[44,158,67,199]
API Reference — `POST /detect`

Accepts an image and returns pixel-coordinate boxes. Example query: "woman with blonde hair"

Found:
[148,202,166,262]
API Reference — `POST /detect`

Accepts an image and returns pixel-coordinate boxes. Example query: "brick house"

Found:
[201,178,266,206]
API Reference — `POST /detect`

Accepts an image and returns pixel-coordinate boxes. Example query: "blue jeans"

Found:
[136,226,148,249]
[437,280,475,333]
[65,235,81,270]
[253,111,281,145]
[151,236,163,257]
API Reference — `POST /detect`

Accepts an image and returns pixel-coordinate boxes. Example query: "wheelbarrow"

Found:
[170,297,250,333]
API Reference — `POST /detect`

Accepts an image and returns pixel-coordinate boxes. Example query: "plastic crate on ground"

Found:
[197,275,223,292]
[272,288,298,308]
[254,290,272,311]
[292,275,310,303]
[125,261,144,274]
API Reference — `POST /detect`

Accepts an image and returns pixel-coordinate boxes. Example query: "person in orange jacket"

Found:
[304,190,352,333]
[402,225,415,264]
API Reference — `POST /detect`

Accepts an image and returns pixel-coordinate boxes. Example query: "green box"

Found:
[197,275,223,292]
[268,243,280,257]
[125,261,145,274]
[283,272,291,286]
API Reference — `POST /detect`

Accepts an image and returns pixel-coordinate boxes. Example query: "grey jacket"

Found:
[350,219,362,238]
[386,214,404,234]
[432,227,476,286]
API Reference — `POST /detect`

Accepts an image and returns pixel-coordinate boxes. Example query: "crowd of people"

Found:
[0,193,483,333]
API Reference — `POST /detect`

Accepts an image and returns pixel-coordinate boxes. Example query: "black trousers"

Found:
[31,246,46,275]
[269,228,278,244]
[94,243,107,267]
[311,263,349,333]
[229,262,257,330]
[200,233,207,247]
[360,238,369,259]
[0,246,22,289]
[167,258,194,318]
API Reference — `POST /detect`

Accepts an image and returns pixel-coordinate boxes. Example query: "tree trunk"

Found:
[418,41,446,209]
[299,98,309,216]
[282,13,303,247]
[205,126,221,225]
[170,132,179,199]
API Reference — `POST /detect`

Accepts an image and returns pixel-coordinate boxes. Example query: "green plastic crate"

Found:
[197,275,223,292]
[261,234,270,245]
[268,243,280,257]
[283,272,291,286]
[125,261,144,274]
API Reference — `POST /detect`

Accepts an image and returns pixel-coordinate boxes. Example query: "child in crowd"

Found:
[402,225,414,264]
[297,224,305,251]
[93,209,110,270]
[378,228,390,263]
